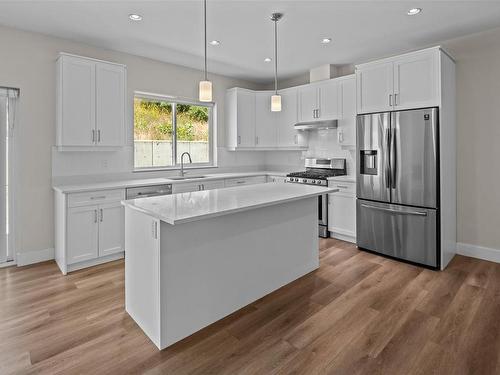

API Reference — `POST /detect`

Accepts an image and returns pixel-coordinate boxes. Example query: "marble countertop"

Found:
[122,183,338,225]
[53,171,289,193]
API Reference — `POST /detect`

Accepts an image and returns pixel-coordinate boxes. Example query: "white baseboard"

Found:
[16,248,55,266]
[457,242,500,264]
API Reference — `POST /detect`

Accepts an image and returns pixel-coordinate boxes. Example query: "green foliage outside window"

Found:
[134,99,209,141]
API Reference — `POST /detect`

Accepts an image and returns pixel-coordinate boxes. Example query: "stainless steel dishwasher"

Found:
[125,184,173,199]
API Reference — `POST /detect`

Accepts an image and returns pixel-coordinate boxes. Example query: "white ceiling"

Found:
[1,1,500,83]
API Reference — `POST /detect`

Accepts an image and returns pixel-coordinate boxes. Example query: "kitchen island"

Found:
[122,183,337,350]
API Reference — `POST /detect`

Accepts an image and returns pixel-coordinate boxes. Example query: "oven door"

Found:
[318,194,328,238]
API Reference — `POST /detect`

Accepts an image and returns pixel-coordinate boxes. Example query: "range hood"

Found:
[294,119,338,130]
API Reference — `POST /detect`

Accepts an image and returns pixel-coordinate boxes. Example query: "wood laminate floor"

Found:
[1,239,499,375]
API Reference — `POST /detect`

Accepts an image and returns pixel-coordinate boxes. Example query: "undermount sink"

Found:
[168,175,208,180]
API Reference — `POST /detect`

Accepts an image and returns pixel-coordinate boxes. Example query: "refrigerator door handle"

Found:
[360,203,428,217]
[390,127,397,189]
[385,128,391,188]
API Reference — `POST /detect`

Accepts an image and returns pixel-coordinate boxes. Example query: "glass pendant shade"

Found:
[271,94,282,112]
[199,80,212,102]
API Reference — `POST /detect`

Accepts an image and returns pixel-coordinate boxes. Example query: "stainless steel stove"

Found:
[286,158,347,238]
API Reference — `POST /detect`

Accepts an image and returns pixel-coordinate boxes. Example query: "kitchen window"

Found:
[133,93,215,170]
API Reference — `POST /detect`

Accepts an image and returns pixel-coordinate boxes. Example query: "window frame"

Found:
[133,91,217,172]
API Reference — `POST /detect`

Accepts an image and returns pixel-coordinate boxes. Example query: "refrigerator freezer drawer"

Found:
[356,199,438,267]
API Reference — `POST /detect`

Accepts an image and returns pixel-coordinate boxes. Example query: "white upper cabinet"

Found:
[96,62,125,146]
[317,80,340,121]
[277,88,306,147]
[255,91,278,147]
[393,50,439,110]
[356,47,442,114]
[337,75,356,147]
[225,88,256,148]
[298,80,340,122]
[226,87,305,150]
[298,85,318,123]
[57,53,126,149]
[356,61,394,114]
[59,55,96,146]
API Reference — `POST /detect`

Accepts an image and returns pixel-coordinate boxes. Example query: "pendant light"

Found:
[199,0,213,102]
[270,12,283,112]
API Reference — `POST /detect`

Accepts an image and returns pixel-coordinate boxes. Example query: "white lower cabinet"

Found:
[67,205,99,264]
[225,175,267,187]
[55,188,125,274]
[98,202,125,257]
[172,179,225,193]
[328,181,356,243]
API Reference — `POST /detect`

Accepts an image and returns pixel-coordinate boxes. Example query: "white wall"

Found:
[265,129,355,175]
[443,27,500,251]
[0,25,264,257]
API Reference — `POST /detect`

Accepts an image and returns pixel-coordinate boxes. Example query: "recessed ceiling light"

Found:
[129,14,143,21]
[321,38,332,44]
[264,57,272,62]
[209,40,221,46]
[407,8,422,16]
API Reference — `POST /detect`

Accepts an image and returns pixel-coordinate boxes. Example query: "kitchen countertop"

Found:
[122,183,338,225]
[52,171,288,193]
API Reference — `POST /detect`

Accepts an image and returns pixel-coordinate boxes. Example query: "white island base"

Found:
[124,184,334,350]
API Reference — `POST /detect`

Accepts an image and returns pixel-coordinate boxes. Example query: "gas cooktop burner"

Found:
[287,169,346,180]
[286,158,347,186]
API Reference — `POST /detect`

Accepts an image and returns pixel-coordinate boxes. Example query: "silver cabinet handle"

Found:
[394,93,398,106]
[236,181,245,184]
[361,203,427,216]
[256,136,259,145]
[237,135,241,145]
[294,135,298,144]
[97,129,101,143]
[317,108,320,118]
[389,94,393,106]
[90,196,106,200]
[94,209,98,223]
[312,109,316,118]
[336,185,348,189]
[92,129,95,143]
[100,208,103,222]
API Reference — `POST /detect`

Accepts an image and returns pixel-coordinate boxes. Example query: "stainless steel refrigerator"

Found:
[356,108,439,268]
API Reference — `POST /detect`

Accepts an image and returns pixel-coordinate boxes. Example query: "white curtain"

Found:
[0,87,18,263]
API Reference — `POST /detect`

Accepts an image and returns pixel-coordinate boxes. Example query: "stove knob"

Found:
[317,180,322,185]
[302,179,307,183]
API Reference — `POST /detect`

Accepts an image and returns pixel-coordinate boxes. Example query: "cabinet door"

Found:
[356,61,394,114]
[172,182,202,193]
[61,56,96,146]
[277,88,300,147]
[98,202,124,257]
[328,193,356,238]
[67,205,98,264]
[236,89,256,147]
[255,92,278,147]
[96,63,125,146]
[338,77,356,147]
[318,80,340,120]
[393,51,439,110]
[200,180,225,191]
[298,85,318,123]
